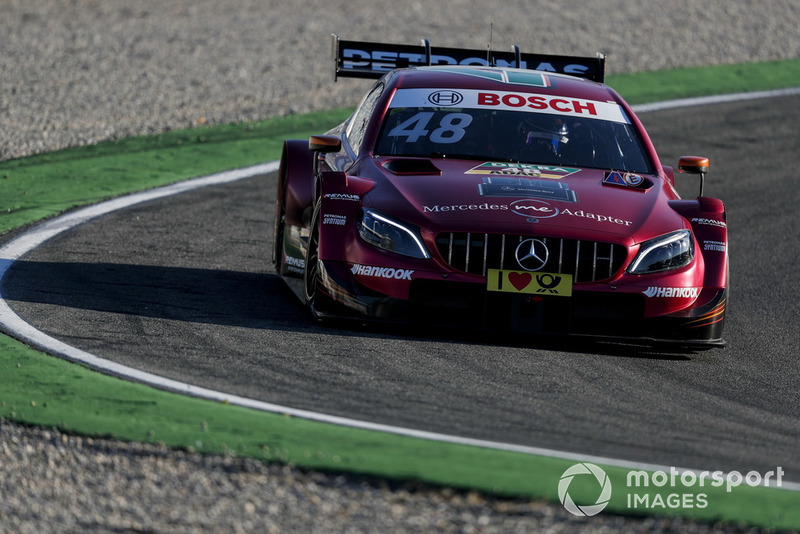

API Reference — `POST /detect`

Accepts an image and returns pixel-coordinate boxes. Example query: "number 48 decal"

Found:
[388,112,473,144]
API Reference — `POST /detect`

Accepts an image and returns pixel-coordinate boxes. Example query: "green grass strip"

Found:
[610,57,800,104]
[2,58,800,529]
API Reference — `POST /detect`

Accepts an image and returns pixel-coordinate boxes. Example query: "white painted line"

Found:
[632,86,800,113]
[1,90,799,490]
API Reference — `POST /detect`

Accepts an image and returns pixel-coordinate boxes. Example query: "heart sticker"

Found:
[508,272,532,291]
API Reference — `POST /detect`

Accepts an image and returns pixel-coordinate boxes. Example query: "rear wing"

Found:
[332,34,605,83]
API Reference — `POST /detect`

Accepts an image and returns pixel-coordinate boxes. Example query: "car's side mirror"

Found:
[309,135,342,153]
[309,135,342,181]
[678,156,710,197]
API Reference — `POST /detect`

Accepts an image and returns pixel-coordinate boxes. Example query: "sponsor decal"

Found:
[340,47,428,72]
[703,240,726,252]
[284,254,305,274]
[510,199,560,220]
[323,193,360,202]
[477,92,597,115]
[351,264,414,280]
[323,214,347,226]
[467,162,580,179]
[423,203,508,213]
[478,177,578,202]
[559,207,633,226]
[476,91,628,123]
[643,287,701,298]
[603,171,626,186]
[487,269,572,296]
[691,217,727,229]
[340,47,594,78]
[389,89,629,123]
[427,90,464,106]
[602,171,649,189]
[625,173,644,186]
[422,201,633,226]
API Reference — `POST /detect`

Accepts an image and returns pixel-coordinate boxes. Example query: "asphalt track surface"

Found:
[3,94,799,480]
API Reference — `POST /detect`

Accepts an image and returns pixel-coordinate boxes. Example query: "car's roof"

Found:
[387,65,620,102]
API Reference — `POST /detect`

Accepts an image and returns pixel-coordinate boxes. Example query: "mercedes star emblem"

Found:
[515,238,549,271]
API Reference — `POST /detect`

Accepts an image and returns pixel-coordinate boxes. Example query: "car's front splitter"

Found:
[312,260,727,347]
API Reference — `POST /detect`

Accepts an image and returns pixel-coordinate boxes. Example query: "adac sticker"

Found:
[603,171,626,186]
[467,162,580,179]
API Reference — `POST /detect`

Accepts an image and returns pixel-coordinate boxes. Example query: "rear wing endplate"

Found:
[332,34,605,83]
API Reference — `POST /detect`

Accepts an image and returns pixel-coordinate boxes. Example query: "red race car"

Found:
[273,36,728,347]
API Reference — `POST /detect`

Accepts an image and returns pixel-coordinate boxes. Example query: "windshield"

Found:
[375,90,654,173]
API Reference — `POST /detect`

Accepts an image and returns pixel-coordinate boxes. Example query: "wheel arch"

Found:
[273,139,317,270]
[279,139,318,229]
[669,197,729,289]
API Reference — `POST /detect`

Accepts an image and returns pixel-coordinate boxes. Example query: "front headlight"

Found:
[628,230,694,274]
[358,209,430,259]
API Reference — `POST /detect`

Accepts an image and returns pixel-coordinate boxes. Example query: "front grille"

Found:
[434,232,627,283]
